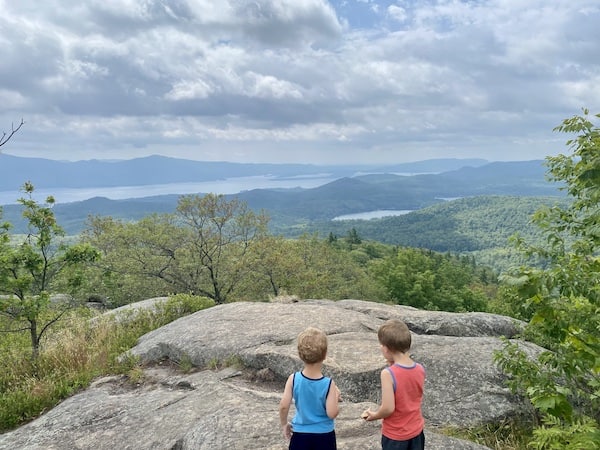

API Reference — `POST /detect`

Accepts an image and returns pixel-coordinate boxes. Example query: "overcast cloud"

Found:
[1,0,599,164]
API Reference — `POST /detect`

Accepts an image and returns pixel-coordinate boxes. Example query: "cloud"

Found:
[387,5,407,23]
[0,0,599,164]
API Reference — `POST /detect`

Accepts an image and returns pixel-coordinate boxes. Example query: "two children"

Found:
[279,319,425,450]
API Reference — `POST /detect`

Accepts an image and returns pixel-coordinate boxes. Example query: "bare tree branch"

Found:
[0,118,25,148]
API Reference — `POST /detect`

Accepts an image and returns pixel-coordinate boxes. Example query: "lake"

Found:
[0,175,337,206]
[332,210,413,220]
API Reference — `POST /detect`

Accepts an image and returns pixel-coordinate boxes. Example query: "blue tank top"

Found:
[291,371,334,433]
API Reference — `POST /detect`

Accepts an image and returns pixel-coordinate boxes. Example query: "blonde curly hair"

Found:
[297,327,328,364]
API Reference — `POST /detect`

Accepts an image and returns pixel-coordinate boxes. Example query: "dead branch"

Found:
[0,118,25,148]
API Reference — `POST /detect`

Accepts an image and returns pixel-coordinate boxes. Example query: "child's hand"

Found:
[281,423,292,440]
[361,409,375,421]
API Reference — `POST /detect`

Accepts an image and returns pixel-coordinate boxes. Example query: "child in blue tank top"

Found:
[279,327,342,450]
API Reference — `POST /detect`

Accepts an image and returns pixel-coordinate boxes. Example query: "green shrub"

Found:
[160,294,215,321]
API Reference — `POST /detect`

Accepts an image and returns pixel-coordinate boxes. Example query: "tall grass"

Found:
[442,419,534,449]
[0,294,214,432]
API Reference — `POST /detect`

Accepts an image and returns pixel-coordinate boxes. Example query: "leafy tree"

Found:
[278,234,383,300]
[238,235,301,298]
[0,183,99,359]
[85,194,269,304]
[369,247,490,311]
[174,193,269,303]
[496,110,600,447]
[81,214,179,306]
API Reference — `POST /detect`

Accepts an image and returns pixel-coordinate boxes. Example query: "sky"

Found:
[1,0,599,165]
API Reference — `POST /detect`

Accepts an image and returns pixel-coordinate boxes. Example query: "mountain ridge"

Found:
[0,154,488,191]
[0,158,563,237]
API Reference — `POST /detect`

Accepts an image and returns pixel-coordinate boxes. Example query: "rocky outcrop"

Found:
[0,299,540,450]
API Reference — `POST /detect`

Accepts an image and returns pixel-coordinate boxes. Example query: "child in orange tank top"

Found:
[362,319,425,450]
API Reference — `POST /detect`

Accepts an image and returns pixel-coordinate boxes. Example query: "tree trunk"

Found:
[29,319,40,360]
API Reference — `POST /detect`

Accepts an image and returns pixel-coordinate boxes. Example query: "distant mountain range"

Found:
[0,155,563,235]
[0,154,489,191]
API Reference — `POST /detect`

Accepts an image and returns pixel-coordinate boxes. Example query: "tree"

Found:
[81,214,179,306]
[239,235,300,298]
[270,234,382,300]
[0,119,24,149]
[0,183,100,359]
[496,110,600,447]
[84,194,269,304]
[174,193,269,303]
[346,227,362,245]
[369,247,489,311]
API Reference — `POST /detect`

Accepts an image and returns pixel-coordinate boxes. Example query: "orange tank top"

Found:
[381,362,425,441]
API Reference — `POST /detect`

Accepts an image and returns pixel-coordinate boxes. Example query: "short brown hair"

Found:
[297,327,328,364]
[377,319,411,353]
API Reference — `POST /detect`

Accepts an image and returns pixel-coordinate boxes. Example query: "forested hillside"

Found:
[1,194,564,273]
[0,157,566,273]
[282,196,569,273]
[303,195,565,250]
[1,158,567,273]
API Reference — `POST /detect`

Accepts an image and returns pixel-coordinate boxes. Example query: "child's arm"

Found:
[362,368,395,421]
[325,380,341,419]
[278,374,294,440]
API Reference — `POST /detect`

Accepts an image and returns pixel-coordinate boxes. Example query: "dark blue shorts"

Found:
[289,430,336,450]
[381,430,425,450]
